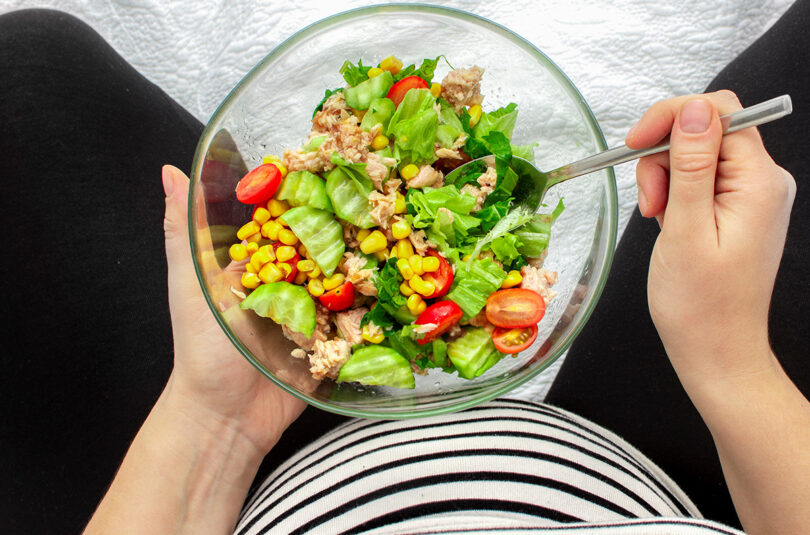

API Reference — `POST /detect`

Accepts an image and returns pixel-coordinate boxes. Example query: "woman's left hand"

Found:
[161,164,305,455]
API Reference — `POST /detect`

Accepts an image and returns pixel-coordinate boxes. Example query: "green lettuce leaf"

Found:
[472,102,518,140]
[447,327,505,379]
[477,200,510,233]
[488,233,523,267]
[446,257,507,320]
[407,186,478,228]
[386,89,438,165]
[339,59,372,86]
[394,56,441,84]
[514,199,565,257]
[511,141,538,162]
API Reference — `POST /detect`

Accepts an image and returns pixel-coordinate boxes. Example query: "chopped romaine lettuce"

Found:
[337,346,415,389]
[514,199,564,258]
[469,205,534,262]
[325,166,375,229]
[446,257,507,320]
[511,141,538,162]
[436,100,466,148]
[280,206,345,277]
[472,102,518,140]
[371,259,415,325]
[431,338,448,367]
[394,56,441,84]
[407,185,477,229]
[447,327,504,379]
[477,200,510,233]
[361,97,396,131]
[240,282,316,337]
[276,170,334,212]
[386,89,438,165]
[344,71,394,110]
[339,59,372,86]
[385,327,424,362]
[488,233,523,267]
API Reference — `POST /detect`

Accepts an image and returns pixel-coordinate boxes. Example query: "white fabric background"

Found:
[1,0,793,399]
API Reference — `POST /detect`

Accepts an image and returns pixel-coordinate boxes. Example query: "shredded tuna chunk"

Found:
[383,177,402,195]
[282,324,326,352]
[435,147,463,160]
[441,66,484,112]
[366,152,396,191]
[335,307,368,345]
[341,252,377,297]
[406,164,444,189]
[369,189,397,229]
[520,266,558,304]
[341,221,361,248]
[459,164,497,211]
[282,146,333,174]
[312,92,351,132]
[460,184,486,212]
[318,119,373,164]
[526,249,549,269]
[409,229,433,255]
[309,339,351,380]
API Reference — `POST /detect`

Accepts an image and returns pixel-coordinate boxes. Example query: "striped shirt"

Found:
[235,399,742,534]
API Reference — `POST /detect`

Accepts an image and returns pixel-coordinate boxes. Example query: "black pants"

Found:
[1,6,808,534]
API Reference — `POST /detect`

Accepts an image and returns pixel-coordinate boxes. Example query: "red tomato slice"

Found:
[271,242,299,283]
[421,250,453,299]
[235,164,282,205]
[386,76,429,107]
[492,325,538,354]
[485,288,546,328]
[414,300,463,345]
[319,282,354,311]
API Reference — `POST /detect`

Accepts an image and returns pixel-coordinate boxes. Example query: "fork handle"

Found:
[546,94,793,184]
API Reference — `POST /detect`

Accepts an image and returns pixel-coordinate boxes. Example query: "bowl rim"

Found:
[189,2,618,419]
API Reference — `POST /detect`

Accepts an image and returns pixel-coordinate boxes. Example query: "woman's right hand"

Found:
[627,91,796,395]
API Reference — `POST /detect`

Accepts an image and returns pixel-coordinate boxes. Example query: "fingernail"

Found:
[679,100,712,133]
[162,165,175,197]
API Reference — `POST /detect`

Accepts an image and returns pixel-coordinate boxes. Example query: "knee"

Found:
[0,9,106,66]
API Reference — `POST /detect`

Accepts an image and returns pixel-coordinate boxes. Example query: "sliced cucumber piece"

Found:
[280,206,345,277]
[240,282,316,337]
[325,167,376,229]
[344,71,394,110]
[361,97,396,131]
[276,170,333,212]
[337,345,415,389]
[447,327,501,379]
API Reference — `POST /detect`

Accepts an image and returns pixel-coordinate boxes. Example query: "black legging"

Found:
[1,5,807,534]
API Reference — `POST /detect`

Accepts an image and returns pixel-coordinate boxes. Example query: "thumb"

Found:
[162,165,201,316]
[665,98,722,236]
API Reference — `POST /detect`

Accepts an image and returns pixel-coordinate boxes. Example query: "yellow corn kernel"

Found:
[294,271,308,285]
[374,249,389,261]
[241,271,261,289]
[237,220,261,241]
[258,262,283,284]
[429,82,442,98]
[362,324,385,344]
[396,239,414,259]
[276,262,292,279]
[267,199,289,218]
[297,259,316,272]
[276,245,296,262]
[380,55,402,75]
[250,248,272,271]
[360,230,387,254]
[397,258,415,280]
[245,232,262,244]
[278,229,299,246]
[391,219,411,240]
[307,265,322,279]
[252,207,271,225]
[298,244,308,257]
[277,217,289,228]
[468,104,483,128]
[367,66,384,78]
[356,228,372,242]
[260,220,281,240]
[406,294,426,315]
[229,243,249,262]
[262,154,281,165]
[323,273,346,291]
[275,163,288,178]
[394,192,406,214]
[246,242,259,254]
[501,270,523,289]
[388,247,398,259]
[400,164,419,181]
[308,278,324,297]
[422,255,440,272]
[408,254,424,276]
[245,263,257,274]
[371,134,389,150]
[409,274,436,297]
[400,281,415,296]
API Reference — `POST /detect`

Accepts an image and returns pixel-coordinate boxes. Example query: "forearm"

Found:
[84,376,265,535]
[685,354,810,535]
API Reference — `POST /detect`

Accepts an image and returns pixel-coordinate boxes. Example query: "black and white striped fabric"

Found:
[235,399,742,534]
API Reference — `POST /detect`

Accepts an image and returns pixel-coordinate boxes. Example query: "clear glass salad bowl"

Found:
[189,4,618,418]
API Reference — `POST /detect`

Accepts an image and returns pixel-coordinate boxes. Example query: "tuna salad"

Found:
[226,55,563,389]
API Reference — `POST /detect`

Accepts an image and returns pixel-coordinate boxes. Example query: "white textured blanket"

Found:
[1,0,793,399]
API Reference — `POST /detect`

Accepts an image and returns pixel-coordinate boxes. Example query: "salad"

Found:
[226,55,562,389]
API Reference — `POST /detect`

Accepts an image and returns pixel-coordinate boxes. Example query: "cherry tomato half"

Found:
[492,325,538,354]
[414,300,463,345]
[235,163,282,205]
[271,242,299,283]
[485,288,546,328]
[421,250,453,299]
[386,75,429,107]
[318,281,355,311]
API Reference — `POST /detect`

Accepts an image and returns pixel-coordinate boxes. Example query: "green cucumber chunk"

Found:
[276,170,334,212]
[240,282,316,338]
[325,167,376,229]
[280,206,345,277]
[447,327,504,379]
[431,338,448,368]
[361,97,396,131]
[302,135,326,152]
[337,345,415,389]
[344,71,394,110]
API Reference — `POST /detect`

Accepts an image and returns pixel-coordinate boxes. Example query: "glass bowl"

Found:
[189,4,618,418]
